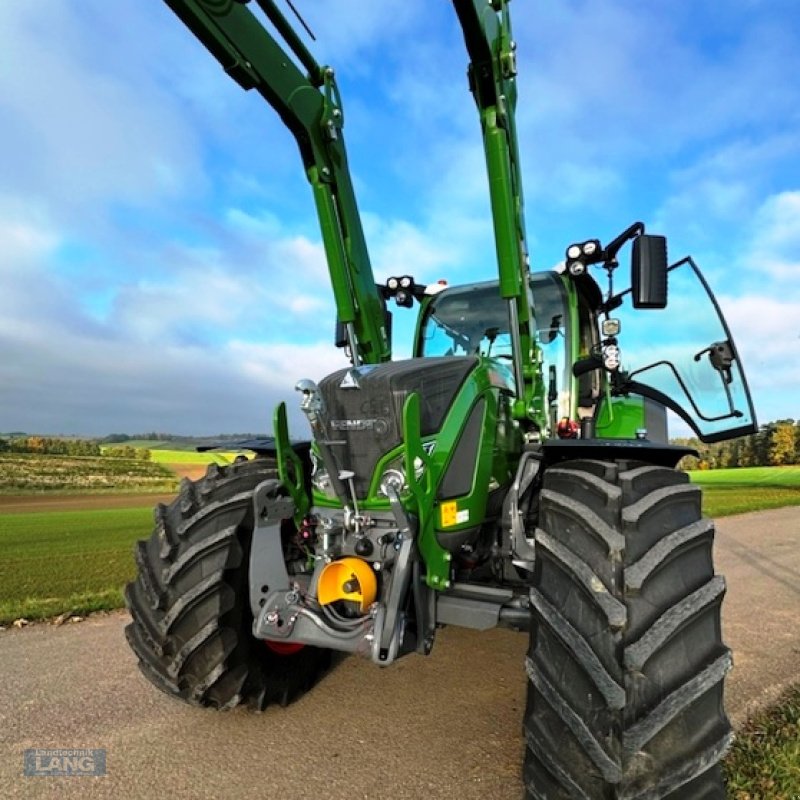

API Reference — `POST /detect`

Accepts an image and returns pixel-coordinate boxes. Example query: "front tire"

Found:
[524,459,731,799]
[125,458,331,710]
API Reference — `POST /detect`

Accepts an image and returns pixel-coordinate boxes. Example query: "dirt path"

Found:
[0,493,175,514]
[1,507,798,799]
[712,505,800,722]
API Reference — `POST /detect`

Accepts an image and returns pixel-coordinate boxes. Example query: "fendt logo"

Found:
[330,418,389,435]
[24,748,106,777]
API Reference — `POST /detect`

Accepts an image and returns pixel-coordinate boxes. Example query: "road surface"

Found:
[1,506,798,799]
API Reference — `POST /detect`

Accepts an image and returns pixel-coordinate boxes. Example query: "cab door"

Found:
[611,257,757,442]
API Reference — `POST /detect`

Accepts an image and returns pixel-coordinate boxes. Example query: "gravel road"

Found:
[1,506,798,799]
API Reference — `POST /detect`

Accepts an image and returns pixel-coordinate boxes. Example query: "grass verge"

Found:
[724,683,800,799]
[0,507,151,624]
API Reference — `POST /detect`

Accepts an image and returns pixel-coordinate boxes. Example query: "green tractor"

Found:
[125,1,757,797]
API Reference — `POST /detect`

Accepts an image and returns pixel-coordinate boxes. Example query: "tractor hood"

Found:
[317,357,479,497]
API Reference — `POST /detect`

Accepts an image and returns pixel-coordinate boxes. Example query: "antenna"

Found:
[285,0,316,40]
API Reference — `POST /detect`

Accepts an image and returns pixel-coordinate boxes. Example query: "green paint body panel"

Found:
[310,359,520,589]
[274,402,309,524]
[594,395,649,440]
[402,360,520,588]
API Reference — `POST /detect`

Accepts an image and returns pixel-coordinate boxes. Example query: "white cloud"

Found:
[744,191,800,280]
[716,294,800,420]
[229,339,349,390]
[0,199,342,435]
[294,0,426,67]
[0,5,204,218]
[362,215,456,282]
[3,0,800,436]
[0,198,60,264]
[713,189,800,423]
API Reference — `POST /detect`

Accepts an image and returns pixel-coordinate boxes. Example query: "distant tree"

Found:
[722,439,741,468]
[677,454,700,471]
[66,439,101,456]
[103,445,141,459]
[753,425,774,466]
[26,436,47,453]
[737,435,754,467]
[101,433,131,444]
[8,437,26,453]
[770,422,796,466]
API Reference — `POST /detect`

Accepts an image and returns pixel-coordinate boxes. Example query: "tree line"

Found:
[673,419,800,470]
[0,437,150,460]
[4,422,797,471]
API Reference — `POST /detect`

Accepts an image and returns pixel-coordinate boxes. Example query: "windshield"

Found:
[417,272,572,420]
[418,273,567,357]
[612,257,756,442]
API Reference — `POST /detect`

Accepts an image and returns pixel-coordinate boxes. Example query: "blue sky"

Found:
[1,0,798,437]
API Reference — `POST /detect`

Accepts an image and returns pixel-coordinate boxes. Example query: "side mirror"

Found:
[631,234,668,309]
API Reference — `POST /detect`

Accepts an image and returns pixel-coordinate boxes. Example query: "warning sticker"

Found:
[440,502,469,527]
[440,501,458,527]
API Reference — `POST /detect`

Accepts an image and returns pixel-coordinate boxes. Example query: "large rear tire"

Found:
[125,458,331,710]
[524,459,731,799]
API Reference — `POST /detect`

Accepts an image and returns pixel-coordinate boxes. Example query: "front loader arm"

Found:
[163,0,390,365]
[452,0,545,432]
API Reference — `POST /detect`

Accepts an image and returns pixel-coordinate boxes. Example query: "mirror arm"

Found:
[604,221,645,265]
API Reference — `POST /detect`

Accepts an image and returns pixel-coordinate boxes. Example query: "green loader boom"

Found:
[164,0,390,366]
[164,0,546,430]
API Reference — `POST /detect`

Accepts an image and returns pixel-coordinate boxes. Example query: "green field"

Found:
[690,466,800,517]
[1,465,798,626]
[148,449,243,465]
[0,507,152,623]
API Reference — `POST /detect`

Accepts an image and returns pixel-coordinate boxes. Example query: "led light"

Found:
[603,344,620,371]
[602,318,621,337]
[568,261,586,276]
[566,244,582,260]
[583,240,598,256]
[399,275,412,289]
[387,277,399,290]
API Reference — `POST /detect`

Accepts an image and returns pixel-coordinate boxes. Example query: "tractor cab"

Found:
[415,272,579,429]
[414,251,755,444]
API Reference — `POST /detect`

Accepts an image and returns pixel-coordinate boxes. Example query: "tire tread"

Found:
[525,460,731,799]
[124,458,331,711]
